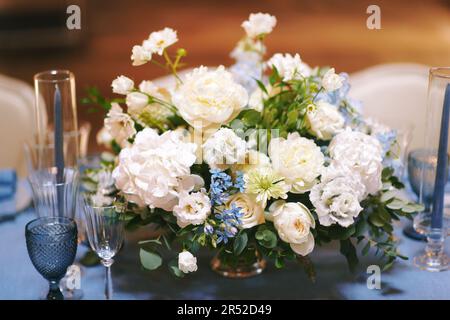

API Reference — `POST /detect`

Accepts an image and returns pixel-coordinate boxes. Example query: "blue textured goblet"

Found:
[25,217,78,300]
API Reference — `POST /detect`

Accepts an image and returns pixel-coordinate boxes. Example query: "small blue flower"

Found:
[376,130,397,157]
[210,169,233,205]
[204,224,214,235]
[214,204,243,244]
[234,171,245,193]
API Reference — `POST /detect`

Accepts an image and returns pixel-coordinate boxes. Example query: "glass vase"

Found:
[210,246,266,278]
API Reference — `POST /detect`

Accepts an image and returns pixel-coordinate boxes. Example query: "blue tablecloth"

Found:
[0,207,449,300]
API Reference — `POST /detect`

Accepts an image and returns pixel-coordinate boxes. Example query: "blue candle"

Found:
[54,85,65,217]
[431,84,450,229]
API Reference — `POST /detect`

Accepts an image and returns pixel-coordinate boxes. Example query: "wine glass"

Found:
[82,197,124,300]
[25,217,78,300]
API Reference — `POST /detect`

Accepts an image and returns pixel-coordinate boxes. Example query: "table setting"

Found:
[0,11,450,301]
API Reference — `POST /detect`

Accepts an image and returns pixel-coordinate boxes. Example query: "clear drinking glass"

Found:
[82,197,124,300]
[25,217,78,300]
[34,70,79,167]
[413,67,450,271]
[28,168,79,219]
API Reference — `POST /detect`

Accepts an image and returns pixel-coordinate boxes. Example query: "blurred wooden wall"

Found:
[0,0,449,152]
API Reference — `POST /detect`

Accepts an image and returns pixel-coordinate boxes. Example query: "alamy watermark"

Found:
[366,264,381,290]
[66,5,81,30]
[366,5,381,30]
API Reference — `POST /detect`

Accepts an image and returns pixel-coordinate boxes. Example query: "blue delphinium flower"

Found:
[210,169,233,205]
[376,130,397,157]
[214,204,243,244]
[234,171,245,193]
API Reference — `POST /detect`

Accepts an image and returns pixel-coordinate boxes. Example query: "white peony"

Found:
[143,27,178,55]
[321,68,344,92]
[126,92,149,116]
[269,200,315,256]
[241,13,277,38]
[328,128,383,195]
[104,103,136,147]
[306,100,345,140]
[111,76,134,95]
[269,132,324,193]
[112,128,200,211]
[202,128,247,169]
[172,66,248,130]
[310,162,366,227]
[173,189,211,228]
[227,193,265,229]
[131,45,152,66]
[178,251,198,273]
[267,53,311,82]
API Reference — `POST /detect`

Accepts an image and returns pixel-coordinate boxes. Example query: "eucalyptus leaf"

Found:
[386,199,405,210]
[140,248,162,270]
[233,232,248,256]
[168,259,185,278]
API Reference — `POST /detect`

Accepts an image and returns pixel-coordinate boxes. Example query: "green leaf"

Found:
[328,225,355,240]
[340,239,359,273]
[380,190,397,203]
[275,256,285,269]
[402,203,424,213]
[240,109,262,127]
[258,229,277,248]
[233,232,248,256]
[369,214,385,227]
[168,259,185,278]
[386,199,405,210]
[79,250,101,267]
[139,248,162,270]
[255,79,268,95]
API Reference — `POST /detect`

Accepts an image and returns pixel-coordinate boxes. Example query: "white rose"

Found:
[131,45,152,66]
[104,103,136,147]
[173,189,211,228]
[269,132,324,193]
[202,128,247,169]
[241,12,277,38]
[306,101,345,140]
[172,66,248,130]
[126,92,149,116]
[267,53,311,81]
[310,162,366,227]
[111,75,134,95]
[227,193,265,229]
[112,128,199,211]
[143,27,178,55]
[269,200,315,256]
[322,68,344,92]
[178,251,198,273]
[329,128,383,195]
[96,126,113,149]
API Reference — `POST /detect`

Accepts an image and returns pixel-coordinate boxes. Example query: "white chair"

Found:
[0,74,36,178]
[349,63,430,150]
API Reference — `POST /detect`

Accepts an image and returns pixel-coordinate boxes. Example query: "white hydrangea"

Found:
[267,53,311,82]
[328,128,383,195]
[111,76,134,95]
[306,100,345,140]
[322,68,344,92]
[310,162,366,227]
[202,128,247,169]
[143,27,178,55]
[112,128,201,211]
[241,12,277,38]
[172,66,248,130]
[269,132,324,193]
[178,251,198,273]
[173,189,211,228]
[104,103,136,147]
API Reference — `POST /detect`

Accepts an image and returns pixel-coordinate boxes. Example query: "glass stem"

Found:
[102,259,114,300]
[47,280,63,300]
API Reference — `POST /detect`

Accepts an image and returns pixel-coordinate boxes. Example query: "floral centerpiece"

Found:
[84,13,422,278]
